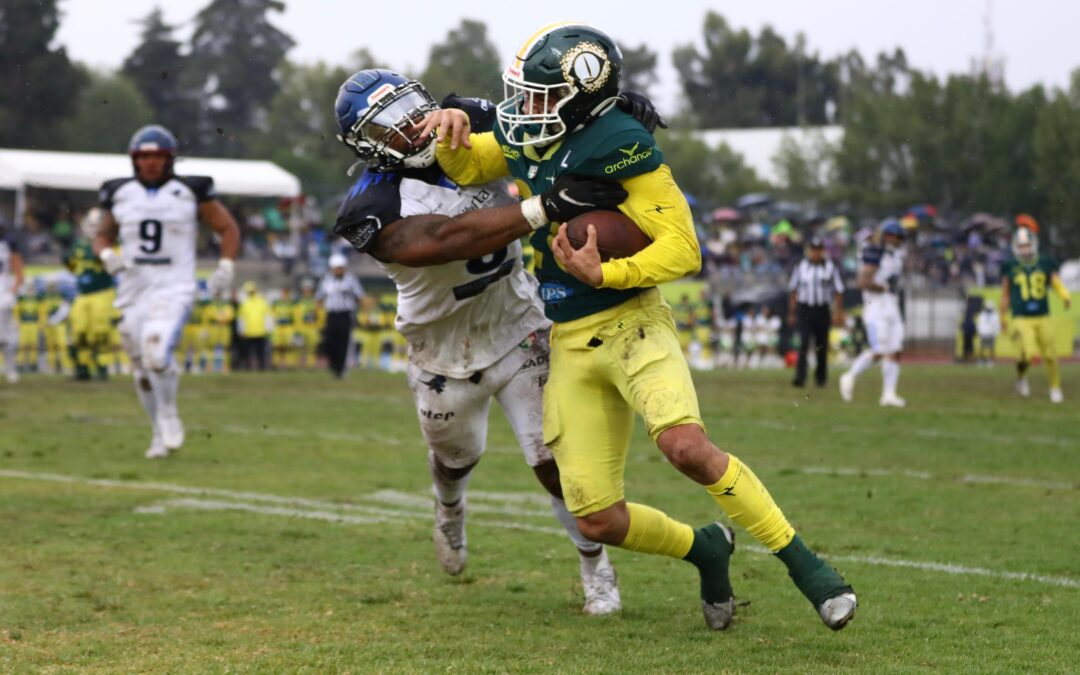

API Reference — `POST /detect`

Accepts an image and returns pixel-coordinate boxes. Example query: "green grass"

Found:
[0,365,1078,673]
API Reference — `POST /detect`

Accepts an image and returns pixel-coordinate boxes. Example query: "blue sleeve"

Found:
[177,176,217,202]
[440,94,497,133]
[861,245,883,265]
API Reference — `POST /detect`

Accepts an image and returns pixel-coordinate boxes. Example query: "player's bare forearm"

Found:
[857,265,883,292]
[92,211,119,257]
[372,207,532,267]
[200,200,241,260]
[10,253,24,293]
[999,278,1011,328]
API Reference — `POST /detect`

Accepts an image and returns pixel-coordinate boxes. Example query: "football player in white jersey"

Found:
[0,226,25,384]
[93,125,240,458]
[332,70,636,615]
[839,219,907,407]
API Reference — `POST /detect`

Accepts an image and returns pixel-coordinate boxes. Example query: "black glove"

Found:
[616,91,668,133]
[539,174,628,223]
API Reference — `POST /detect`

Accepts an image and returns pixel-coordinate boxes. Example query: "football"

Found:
[564,209,652,261]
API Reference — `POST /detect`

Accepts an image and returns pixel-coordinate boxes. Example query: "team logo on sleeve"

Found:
[561,42,611,93]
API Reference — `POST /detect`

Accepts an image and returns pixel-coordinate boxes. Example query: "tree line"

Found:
[2,2,1079,248]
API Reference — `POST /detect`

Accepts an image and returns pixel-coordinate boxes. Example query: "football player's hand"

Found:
[208,258,235,294]
[552,222,603,288]
[98,247,126,275]
[617,91,668,133]
[417,108,472,150]
[540,174,628,223]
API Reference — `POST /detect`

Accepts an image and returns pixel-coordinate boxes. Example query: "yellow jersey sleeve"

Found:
[435,131,510,185]
[599,164,700,289]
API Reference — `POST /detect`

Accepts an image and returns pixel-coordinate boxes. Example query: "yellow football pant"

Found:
[70,289,115,369]
[1011,316,1061,389]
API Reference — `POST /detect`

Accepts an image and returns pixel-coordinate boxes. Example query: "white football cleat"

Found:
[158,414,185,450]
[839,373,854,402]
[433,498,467,576]
[580,548,621,615]
[1015,378,1030,398]
[144,433,169,459]
[5,371,18,384]
[879,393,906,408]
[819,592,858,631]
[1050,388,1064,404]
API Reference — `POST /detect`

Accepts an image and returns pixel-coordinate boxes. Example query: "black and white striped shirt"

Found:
[316,273,364,313]
[789,259,843,306]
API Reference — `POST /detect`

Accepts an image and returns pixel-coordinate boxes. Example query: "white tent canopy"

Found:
[0,148,301,198]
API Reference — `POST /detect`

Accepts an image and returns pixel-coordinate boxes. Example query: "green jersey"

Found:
[1002,255,1058,317]
[494,109,663,322]
[64,241,114,295]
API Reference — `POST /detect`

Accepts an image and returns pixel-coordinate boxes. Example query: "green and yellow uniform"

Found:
[63,240,116,374]
[272,296,299,368]
[1002,254,1070,389]
[16,294,43,369]
[208,298,235,371]
[294,296,322,365]
[41,291,70,373]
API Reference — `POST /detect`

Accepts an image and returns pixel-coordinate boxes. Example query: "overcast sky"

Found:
[56,0,1071,111]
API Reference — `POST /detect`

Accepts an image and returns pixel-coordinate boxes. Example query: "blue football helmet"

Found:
[335,69,438,171]
[128,125,178,156]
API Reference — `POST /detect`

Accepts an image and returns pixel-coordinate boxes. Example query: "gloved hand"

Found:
[208,258,235,294]
[98,247,126,275]
[617,91,669,133]
[538,174,629,224]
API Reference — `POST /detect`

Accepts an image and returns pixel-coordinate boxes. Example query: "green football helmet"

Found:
[497,22,623,147]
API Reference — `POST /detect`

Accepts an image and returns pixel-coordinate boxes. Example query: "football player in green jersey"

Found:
[1000,226,1071,402]
[403,22,854,631]
[63,209,116,380]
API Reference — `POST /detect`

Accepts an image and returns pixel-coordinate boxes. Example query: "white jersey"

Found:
[337,167,548,378]
[100,175,215,309]
[977,309,1000,338]
[860,244,905,316]
[0,235,18,309]
[754,314,781,346]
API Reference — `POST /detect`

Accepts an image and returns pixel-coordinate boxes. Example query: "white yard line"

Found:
[797,466,1077,491]
[2,468,1077,590]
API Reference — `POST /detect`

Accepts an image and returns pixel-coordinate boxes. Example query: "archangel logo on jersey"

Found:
[561,42,611,93]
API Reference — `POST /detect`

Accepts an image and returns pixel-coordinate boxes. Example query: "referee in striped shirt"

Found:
[316,253,365,379]
[788,237,844,387]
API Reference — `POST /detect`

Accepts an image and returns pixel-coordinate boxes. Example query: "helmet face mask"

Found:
[497,24,623,147]
[337,73,438,171]
[1012,228,1038,263]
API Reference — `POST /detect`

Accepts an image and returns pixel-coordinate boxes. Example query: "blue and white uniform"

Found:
[860,244,905,355]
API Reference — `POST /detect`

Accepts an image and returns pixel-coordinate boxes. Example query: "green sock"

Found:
[683,523,734,604]
[775,535,851,607]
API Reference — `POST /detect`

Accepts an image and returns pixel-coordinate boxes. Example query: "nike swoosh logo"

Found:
[619,143,640,156]
[557,189,590,206]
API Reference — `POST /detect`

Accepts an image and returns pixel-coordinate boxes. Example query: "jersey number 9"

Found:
[139,219,164,254]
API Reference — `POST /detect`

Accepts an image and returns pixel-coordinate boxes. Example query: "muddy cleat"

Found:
[879,393,906,408]
[1050,387,1064,404]
[818,592,858,631]
[839,373,854,402]
[685,522,736,630]
[158,414,185,450]
[1015,377,1030,398]
[580,548,621,615]
[433,498,466,576]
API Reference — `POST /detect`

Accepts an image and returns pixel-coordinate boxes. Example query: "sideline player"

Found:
[1000,226,1071,402]
[63,209,117,380]
[0,226,24,383]
[380,23,855,631]
[333,69,631,614]
[839,219,907,407]
[94,125,240,458]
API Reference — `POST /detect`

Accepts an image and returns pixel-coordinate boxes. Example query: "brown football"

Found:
[564,210,652,262]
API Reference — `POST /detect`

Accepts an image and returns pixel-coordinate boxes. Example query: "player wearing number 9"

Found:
[93,125,240,458]
[1000,224,1072,402]
[331,69,626,615]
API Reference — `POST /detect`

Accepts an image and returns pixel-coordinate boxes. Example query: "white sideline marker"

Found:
[3,468,1078,589]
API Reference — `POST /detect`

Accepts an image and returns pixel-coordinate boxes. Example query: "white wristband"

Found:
[520,196,549,231]
[217,258,235,274]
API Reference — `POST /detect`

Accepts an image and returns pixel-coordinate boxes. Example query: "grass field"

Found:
[1,365,1078,673]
